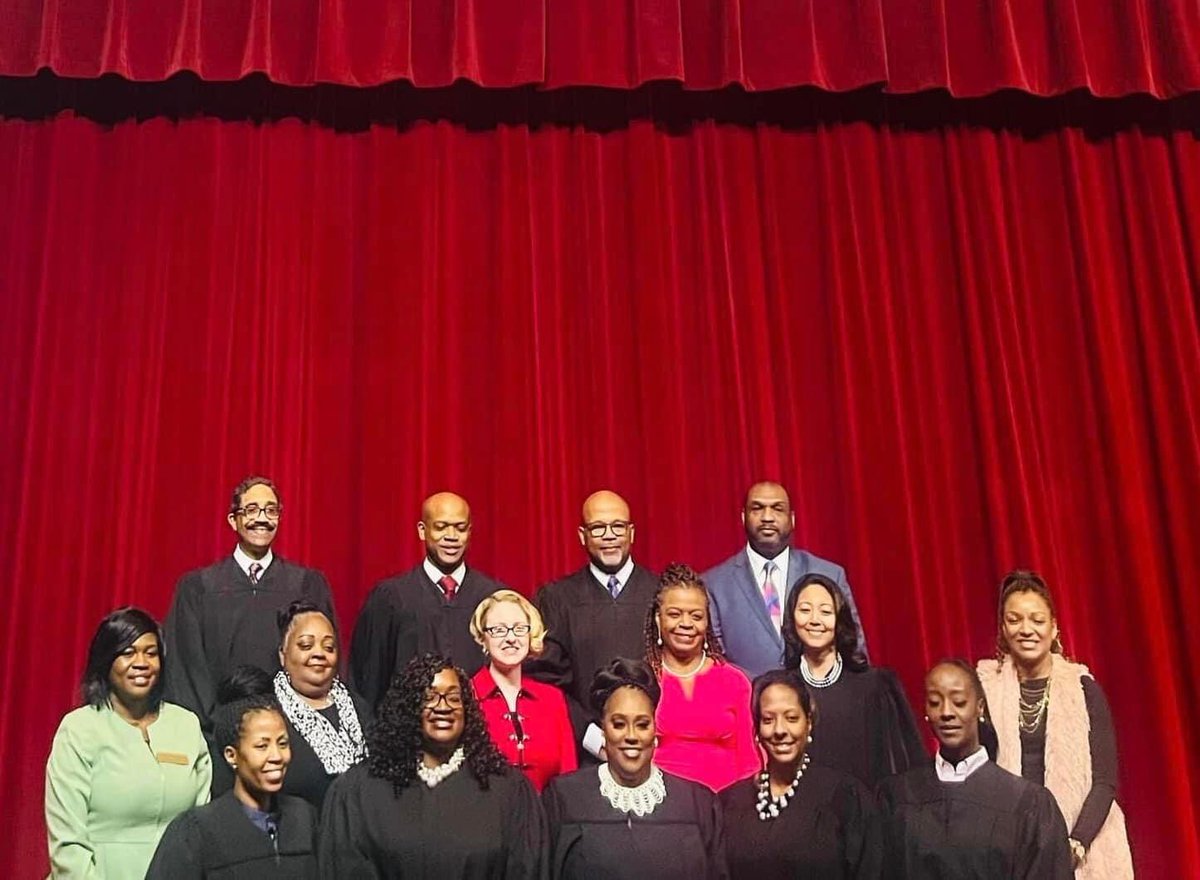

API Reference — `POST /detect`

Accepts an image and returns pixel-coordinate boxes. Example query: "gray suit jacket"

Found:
[703,546,866,679]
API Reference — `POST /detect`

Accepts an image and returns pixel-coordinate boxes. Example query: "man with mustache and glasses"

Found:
[702,481,865,678]
[163,476,336,771]
[350,491,506,711]
[527,490,659,763]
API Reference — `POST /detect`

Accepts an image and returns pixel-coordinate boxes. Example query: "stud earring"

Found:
[806,734,813,743]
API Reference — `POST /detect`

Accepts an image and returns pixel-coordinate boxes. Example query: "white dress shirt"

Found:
[934,745,989,782]
[423,557,466,595]
[233,545,274,578]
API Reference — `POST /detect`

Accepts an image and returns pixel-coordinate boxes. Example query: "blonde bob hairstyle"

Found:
[469,589,547,657]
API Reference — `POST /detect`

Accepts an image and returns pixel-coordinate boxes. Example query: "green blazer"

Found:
[45,701,211,878]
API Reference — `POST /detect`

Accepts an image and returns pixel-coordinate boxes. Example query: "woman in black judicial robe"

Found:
[319,653,545,879]
[783,573,926,788]
[877,659,1073,879]
[542,659,727,880]
[720,669,881,879]
[147,678,318,879]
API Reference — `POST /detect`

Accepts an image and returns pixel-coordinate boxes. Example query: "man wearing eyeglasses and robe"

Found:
[163,476,336,757]
[527,490,659,763]
[350,491,506,711]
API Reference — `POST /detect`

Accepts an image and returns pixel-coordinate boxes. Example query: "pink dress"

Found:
[654,660,760,791]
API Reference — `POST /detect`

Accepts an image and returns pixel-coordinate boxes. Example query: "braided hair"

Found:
[368,653,508,795]
[642,563,729,677]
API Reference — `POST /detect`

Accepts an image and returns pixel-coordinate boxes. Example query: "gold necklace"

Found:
[1018,680,1050,733]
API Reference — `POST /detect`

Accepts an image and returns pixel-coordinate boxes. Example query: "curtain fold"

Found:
[2,0,1198,96]
[1,88,1198,877]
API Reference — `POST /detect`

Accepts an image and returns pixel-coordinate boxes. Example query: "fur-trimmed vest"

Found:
[978,655,1134,879]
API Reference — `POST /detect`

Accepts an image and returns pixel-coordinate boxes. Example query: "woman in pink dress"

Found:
[644,563,759,791]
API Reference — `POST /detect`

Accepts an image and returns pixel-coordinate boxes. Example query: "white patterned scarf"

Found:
[273,670,368,775]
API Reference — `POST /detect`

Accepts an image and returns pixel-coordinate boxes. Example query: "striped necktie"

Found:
[763,560,781,630]
[607,574,621,599]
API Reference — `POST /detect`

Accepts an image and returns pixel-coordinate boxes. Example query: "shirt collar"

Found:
[472,665,537,700]
[745,544,788,578]
[934,746,989,782]
[423,557,466,588]
[233,545,274,577]
[589,557,635,592]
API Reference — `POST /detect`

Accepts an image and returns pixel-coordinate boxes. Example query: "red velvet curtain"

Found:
[3,0,1199,95]
[1,79,1199,876]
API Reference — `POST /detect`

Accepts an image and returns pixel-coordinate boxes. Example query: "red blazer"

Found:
[471,665,578,792]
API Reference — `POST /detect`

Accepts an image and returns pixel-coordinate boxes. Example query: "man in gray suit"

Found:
[703,481,866,677]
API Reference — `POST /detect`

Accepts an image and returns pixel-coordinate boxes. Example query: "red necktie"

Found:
[439,575,457,603]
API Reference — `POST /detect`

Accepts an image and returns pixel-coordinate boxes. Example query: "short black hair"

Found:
[228,475,280,516]
[212,666,282,751]
[81,607,165,711]
[929,658,999,761]
[589,658,662,716]
[276,600,336,650]
[781,573,868,672]
[750,668,817,731]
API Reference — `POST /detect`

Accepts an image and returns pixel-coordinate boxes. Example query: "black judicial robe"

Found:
[542,767,727,880]
[210,693,373,810]
[145,791,318,879]
[350,564,504,710]
[318,762,546,880]
[720,764,882,880]
[804,666,927,788]
[877,761,1073,879]
[527,565,659,757]
[163,556,336,731]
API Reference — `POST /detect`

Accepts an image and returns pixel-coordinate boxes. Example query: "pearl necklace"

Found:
[662,650,707,679]
[598,763,666,816]
[756,753,810,820]
[416,746,465,788]
[800,652,842,688]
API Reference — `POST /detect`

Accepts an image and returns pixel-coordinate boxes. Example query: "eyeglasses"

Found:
[584,521,630,538]
[237,503,282,519]
[423,690,464,709]
[484,623,531,639]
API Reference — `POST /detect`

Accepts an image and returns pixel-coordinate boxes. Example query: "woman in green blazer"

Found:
[45,607,211,878]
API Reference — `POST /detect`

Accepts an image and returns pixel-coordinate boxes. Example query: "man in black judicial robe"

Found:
[350,491,504,710]
[527,490,658,762]
[164,477,336,736]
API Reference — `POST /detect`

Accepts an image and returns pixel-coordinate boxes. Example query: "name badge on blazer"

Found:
[156,752,190,766]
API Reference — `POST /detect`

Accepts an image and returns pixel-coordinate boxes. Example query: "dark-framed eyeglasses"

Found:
[484,623,531,639]
[237,503,282,520]
[423,689,464,709]
[584,521,630,538]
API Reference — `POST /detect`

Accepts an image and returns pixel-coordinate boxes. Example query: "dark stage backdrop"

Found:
[2,81,1200,877]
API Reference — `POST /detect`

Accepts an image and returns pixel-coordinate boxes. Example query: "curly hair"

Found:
[781,573,868,672]
[643,563,729,677]
[928,658,999,761]
[368,653,508,795]
[995,568,1065,658]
